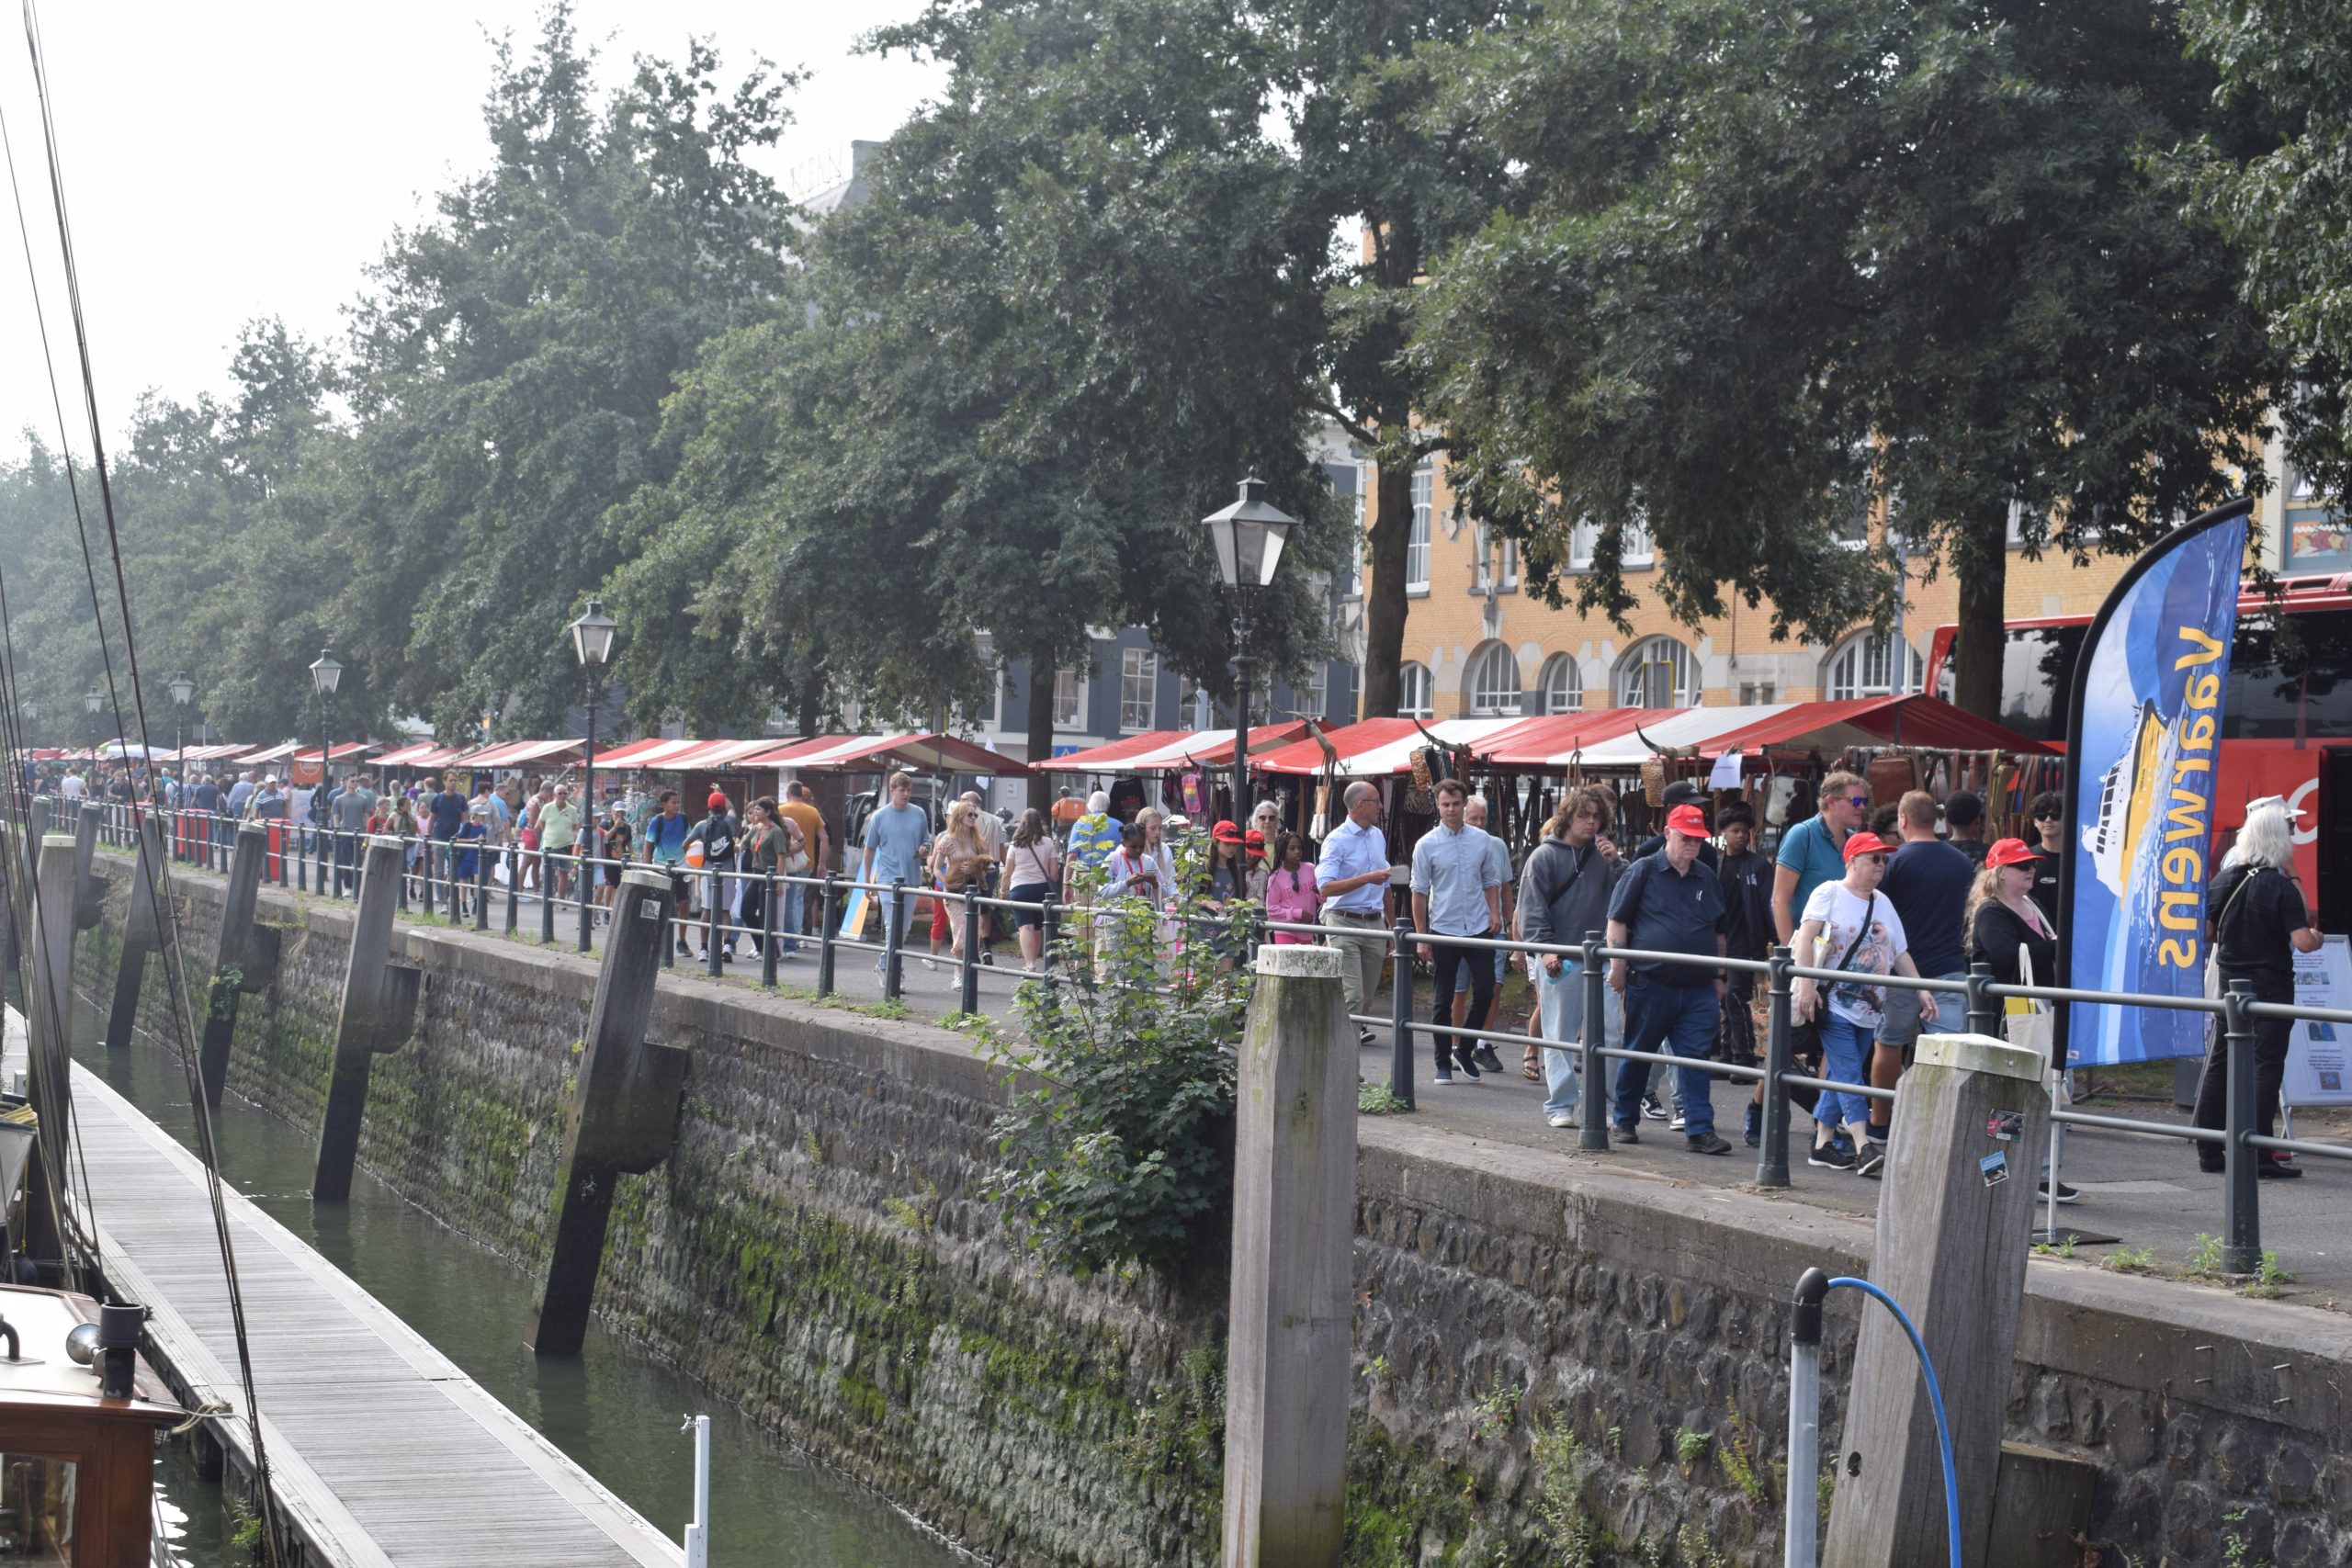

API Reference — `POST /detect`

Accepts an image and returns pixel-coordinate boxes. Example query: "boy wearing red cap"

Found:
[1603,804,1734,1154]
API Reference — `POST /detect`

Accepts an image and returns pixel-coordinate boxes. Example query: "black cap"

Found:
[1662,779,1708,807]
[1943,790,1984,829]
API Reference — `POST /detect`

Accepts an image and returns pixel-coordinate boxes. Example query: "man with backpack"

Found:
[686,790,741,962]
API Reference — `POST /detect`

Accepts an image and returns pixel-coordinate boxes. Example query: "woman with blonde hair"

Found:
[928,798,995,965]
[2191,798,2324,1178]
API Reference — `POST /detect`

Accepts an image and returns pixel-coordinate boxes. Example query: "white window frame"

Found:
[1499,535,1520,590]
[1569,513,1655,570]
[1406,463,1433,592]
[1177,674,1211,729]
[1119,648,1158,733]
[1399,661,1434,719]
[1824,631,1923,701]
[956,635,1002,731]
[1539,653,1583,714]
[1296,664,1329,719]
[1465,643,1521,716]
[1737,680,1779,706]
[1473,521,1492,591]
[1052,665,1086,729]
[1617,636,1701,708]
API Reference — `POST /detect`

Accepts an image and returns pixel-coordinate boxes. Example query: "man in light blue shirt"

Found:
[1316,781,1393,1039]
[1410,778,1503,1084]
[860,772,931,957]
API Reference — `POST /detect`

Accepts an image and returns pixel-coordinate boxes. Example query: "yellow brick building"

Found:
[1363,446,2314,721]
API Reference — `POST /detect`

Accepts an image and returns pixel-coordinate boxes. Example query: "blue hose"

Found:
[1826,1276,1962,1567]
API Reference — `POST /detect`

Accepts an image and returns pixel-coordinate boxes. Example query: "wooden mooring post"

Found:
[197,824,278,1106]
[1823,1031,2048,1568]
[23,832,82,1273]
[103,812,167,1049]
[1222,942,1355,1568]
[72,800,104,931]
[313,836,424,1202]
[526,865,688,1355]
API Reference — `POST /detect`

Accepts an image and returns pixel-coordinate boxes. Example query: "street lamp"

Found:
[568,599,618,951]
[169,671,194,761]
[84,685,102,751]
[311,649,342,893]
[1200,476,1296,822]
[19,698,35,747]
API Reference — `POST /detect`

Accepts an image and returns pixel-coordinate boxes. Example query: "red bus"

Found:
[1924,572,2352,930]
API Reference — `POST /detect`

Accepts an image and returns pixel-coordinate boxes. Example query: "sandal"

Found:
[1521,1046,1543,1082]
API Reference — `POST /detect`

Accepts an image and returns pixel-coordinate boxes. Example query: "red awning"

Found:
[1253,718,1427,776]
[739,731,1022,775]
[1697,694,2056,757]
[237,740,302,765]
[1034,729,1197,773]
[458,738,585,768]
[733,733,863,767]
[373,741,458,768]
[657,738,792,771]
[291,741,376,764]
[1470,710,1653,767]
[593,736,710,770]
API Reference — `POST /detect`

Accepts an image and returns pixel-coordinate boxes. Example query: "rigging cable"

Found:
[6,5,282,1559]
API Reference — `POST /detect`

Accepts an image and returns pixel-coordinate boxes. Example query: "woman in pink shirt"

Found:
[1261,829,1321,943]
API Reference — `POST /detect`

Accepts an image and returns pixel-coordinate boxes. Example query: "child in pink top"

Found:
[1262,830,1321,942]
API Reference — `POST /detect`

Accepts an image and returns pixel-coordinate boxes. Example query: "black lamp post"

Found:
[169,671,194,761]
[84,684,102,751]
[311,649,342,892]
[1200,477,1296,821]
[568,599,618,950]
[20,698,35,748]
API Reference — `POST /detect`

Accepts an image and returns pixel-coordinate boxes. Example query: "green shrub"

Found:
[979,842,1255,1275]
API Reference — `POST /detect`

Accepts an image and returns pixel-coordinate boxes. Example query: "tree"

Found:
[334,6,797,738]
[1413,0,2282,715]
[2180,0,2352,504]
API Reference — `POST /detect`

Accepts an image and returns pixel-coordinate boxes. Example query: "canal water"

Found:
[72,1018,966,1568]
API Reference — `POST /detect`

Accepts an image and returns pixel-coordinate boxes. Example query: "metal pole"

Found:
[884,876,907,1001]
[1040,893,1059,982]
[1388,919,1415,1111]
[960,885,981,1014]
[1965,959,1998,1037]
[1230,597,1253,819]
[1758,943,1794,1188]
[577,840,592,953]
[542,849,558,944]
[760,872,779,987]
[816,872,839,998]
[505,843,520,935]
[476,834,492,931]
[683,1413,711,1568]
[1784,1268,1828,1568]
[2222,979,2260,1275]
[1579,930,1610,1152]
[580,671,597,954]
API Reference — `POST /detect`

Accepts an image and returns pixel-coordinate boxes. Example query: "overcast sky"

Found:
[0,1,945,458]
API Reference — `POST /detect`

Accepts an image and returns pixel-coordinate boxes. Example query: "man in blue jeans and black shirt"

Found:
[1606,802,1734,1155]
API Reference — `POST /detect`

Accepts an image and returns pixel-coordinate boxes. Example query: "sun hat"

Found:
[1842,830,1894,862]
[1664,803,1709,837]
[1984,837,2037,869]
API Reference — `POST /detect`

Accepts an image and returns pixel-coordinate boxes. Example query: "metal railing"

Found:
[72,795,2352,1279]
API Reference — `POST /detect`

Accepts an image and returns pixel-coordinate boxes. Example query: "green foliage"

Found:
[1673,1426,1713,1471]
[1719,1400,1769,1506]
[2105,1244,2155,1274]
[1468,1379,1523,1444]
[1357,1078,1412,1115]
[2188,1232,2225,1277]
[2032,1233,2078,1259]
[1530,1414,1594,1566]
[978,853,1252,1275]
[2244,1250,2294,1299]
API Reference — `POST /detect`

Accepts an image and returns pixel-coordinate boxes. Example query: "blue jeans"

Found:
[781,881,803,953]
[1537,958,1623,1121]
[1613,975,1719,1137]
[1816,1013,1875,1137]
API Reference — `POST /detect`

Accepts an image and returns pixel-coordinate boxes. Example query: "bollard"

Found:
[1579,930,1610,1153]
[883,878,907,1001]
[297,827,310,893]
[104,814,168,1050]
[2222,981,2260,1276]
[959,886,981,1014]
[73,803,103,930]
[1965,959,1998,1038]
[527,867,689,1356]
[1387,919,1415,1110]
[816,872,839,997]
[1821,1030,2048,1568]
[1222,943,1354,1567]
[477,840,492,932]
[577,846,593,953]
[22,833,83,1274]
[1785,1268,1830,1568]
[705,867,723,976]
[420,841,435,918]
[198,826,279,1106]
[313,837,424,1201]
[1758,943,1794,1188]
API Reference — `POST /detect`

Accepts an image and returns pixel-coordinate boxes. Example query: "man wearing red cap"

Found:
[1604,803,1734,1154]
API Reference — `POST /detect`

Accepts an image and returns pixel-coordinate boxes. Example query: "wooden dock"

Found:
[66,1063,684,1568]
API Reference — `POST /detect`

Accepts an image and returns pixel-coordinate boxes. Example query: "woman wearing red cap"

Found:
[1792,830,1938,1175]
[1204,821,1250,972]
[1963,838,2055,995]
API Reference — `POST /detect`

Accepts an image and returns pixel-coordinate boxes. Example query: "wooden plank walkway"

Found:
[67,1062,683,1568]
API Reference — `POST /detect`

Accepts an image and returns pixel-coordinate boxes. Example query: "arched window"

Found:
[1617,636,1701,708]
[1538,654,1584,715]
[1464,642,1522,716]
[1399,661,1434,719]
[1823,631,1924,701]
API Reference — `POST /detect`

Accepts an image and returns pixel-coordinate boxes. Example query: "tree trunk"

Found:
[1358,461,1414,718]
[1950,521,2009,720]
[1024,649,1057,771]
[796,648,826,739]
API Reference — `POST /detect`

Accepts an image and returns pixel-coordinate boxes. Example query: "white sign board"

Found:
[2283,934,2352,1109]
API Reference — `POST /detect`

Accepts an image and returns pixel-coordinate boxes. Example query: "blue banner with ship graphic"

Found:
[2058,499,2251,1066]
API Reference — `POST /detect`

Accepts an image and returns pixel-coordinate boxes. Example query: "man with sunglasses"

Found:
[2025,790,2066,931]
[1773,771,1869,946]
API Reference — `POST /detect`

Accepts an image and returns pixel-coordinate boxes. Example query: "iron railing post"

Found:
[884,877,908,1001]
[476,839,492,931]
[578,844,593,953]
[760,872,779,987]
[1389,919,1416,1111]
[505,845,520,936]
[1040,894,1060,985]
[1579,930,1611,1152]
[419,838,435,917]
[960,885,981,1014]
[1965,959,1999,1037]
[1758,943,1794,1188]
[816,872,839,998]
[2222,980,2261,1275]
[705,867,724,976]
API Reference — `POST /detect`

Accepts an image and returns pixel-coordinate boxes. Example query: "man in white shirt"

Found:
[1316,781,1393,1045]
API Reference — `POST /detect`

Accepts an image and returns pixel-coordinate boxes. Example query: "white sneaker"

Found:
[1546,1112,1577,1129]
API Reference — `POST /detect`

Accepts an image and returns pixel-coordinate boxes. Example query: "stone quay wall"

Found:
[76,853,2352,1566]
